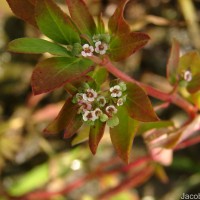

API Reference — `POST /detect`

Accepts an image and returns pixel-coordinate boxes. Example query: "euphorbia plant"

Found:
[6,0,200,165]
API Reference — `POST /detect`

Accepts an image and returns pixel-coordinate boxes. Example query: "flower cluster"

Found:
[72,82,127,127]
[81,34,110,58]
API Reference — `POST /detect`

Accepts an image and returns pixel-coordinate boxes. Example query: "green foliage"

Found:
[8,38,71,56]
[110,106,139,163]
[6,0,162,162]
[35,0,80,44]
[66,0,96,36]
[166,38,180,85]
[178,51,200,93]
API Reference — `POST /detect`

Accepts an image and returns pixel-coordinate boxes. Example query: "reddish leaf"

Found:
[110,106,139,163]
[108,0,130,35]
[64,115,83,139]
[89,120,106,155]
[166,38,180,85]
[28,0,36,4]
[66,0,96,36]
[109,32,150,61]
[187,73,200,93]
[35,0,80,44]
[44,98,81,137]
[6,0,37,27]
[125,82,159,122]
[31,57,93,95]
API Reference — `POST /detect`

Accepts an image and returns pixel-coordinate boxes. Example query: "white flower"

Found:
[93,108,103,120]
[83,88,97,102]
[97,96,106,107]
[110,85,122,97]
[78,100,92,111]
[81,44,94,57]
[95,41,108,55]
[184,70,192,82]
[117,98,124,106]
[106,105,117,116]
[82,111,96,121]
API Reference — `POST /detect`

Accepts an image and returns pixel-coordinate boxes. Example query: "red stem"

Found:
[90,56,197,119]
[24,156,151,200]
[175,135,200,150]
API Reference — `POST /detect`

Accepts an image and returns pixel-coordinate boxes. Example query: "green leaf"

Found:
[64,76,93,95]
[35,0,80,44]
[31,57,93,95]
[8,38,70,56]
[72,125,90,146]
[8,163,48,196]
[166,38,180,85]
[44,98,81,138]
[125,82,159,122]
[6,0,37,27]
[97,14,105,34]
[138,121,174,135]
[109,32,150,61]
[187,73,200,93]
[108,0,130,35]
[66,0,96,36]
[89,120,106,154]
[91,67,108,86]
[110,106,139,163]
[178,51,200,75]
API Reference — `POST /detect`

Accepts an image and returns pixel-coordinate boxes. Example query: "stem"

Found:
[90,56,197,119]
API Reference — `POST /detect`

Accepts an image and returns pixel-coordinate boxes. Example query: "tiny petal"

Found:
[95,41,101,47]
[111,93,117,98]
[83,88,97,102]
[82,110,96,121]
[97,96,106,107]
[83,44,89,48]
[106,105,117,116]
[95,47,100,53]
[95,41,108,55]
[78,100,92,111]
[110,85,122,98]
[93,108,103,120]
[117,98,124,106]
[99,50,106,55]
[81,51,87,57]
[82,44,94,57]
[184,70,192,82]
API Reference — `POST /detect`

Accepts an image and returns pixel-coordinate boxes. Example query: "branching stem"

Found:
[90,56,198,119]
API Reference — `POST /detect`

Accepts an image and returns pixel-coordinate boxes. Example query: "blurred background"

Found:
[0,0,200,199]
